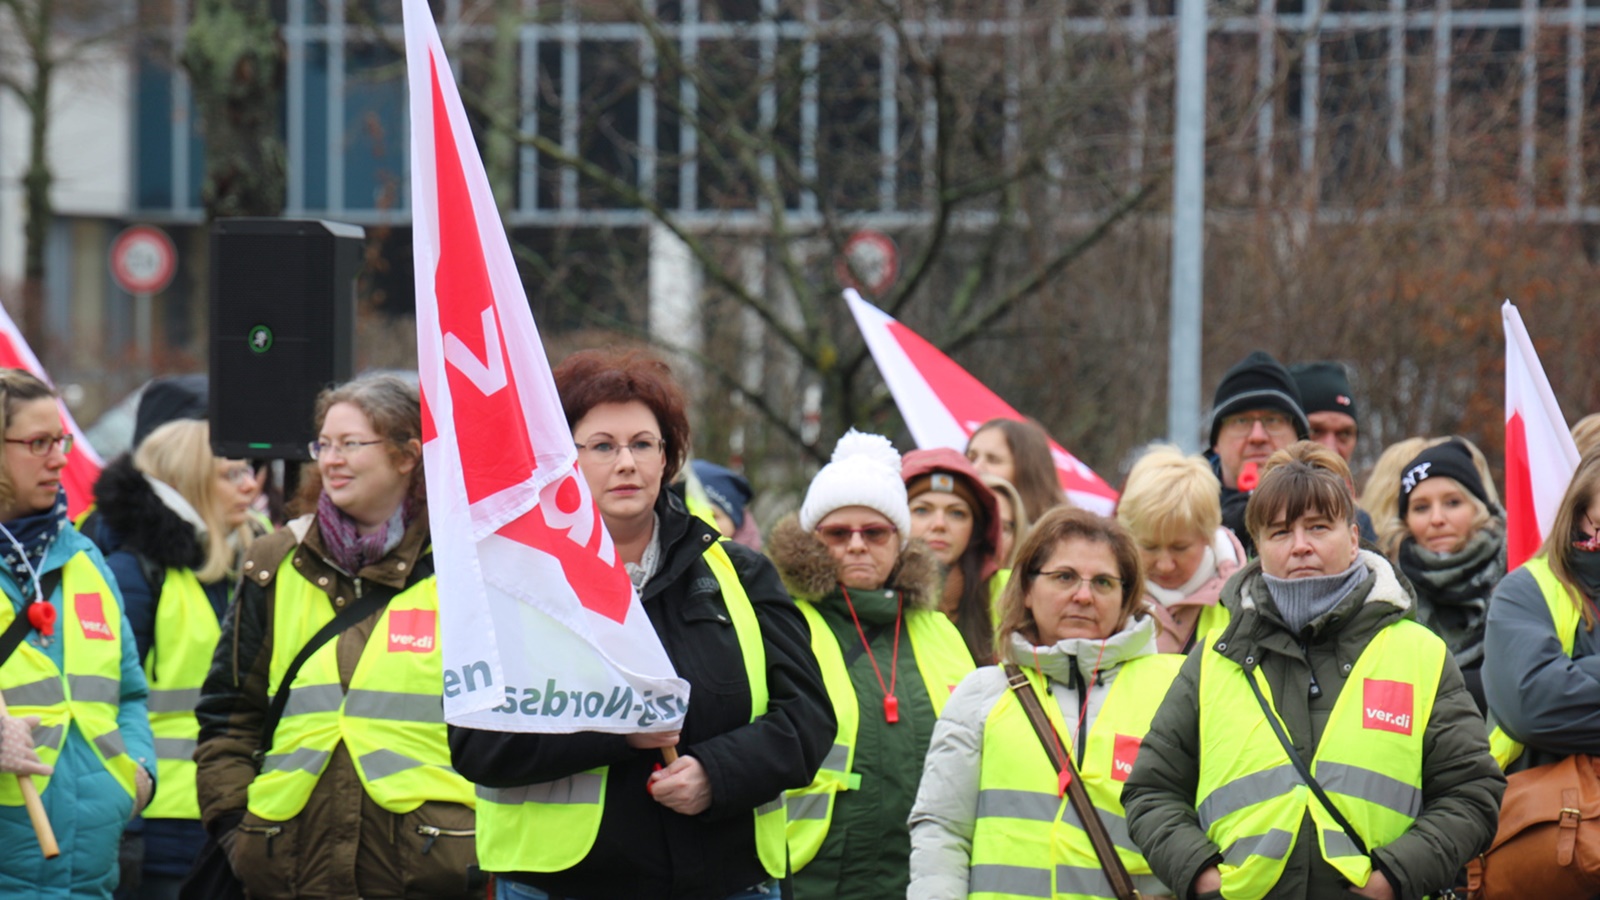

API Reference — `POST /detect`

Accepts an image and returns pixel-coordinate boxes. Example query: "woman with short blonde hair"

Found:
[1116,445,1244,653]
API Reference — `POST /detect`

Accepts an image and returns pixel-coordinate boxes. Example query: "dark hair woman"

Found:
[910,506,1181,899]
[0,369,155,897]
[449,348,833,900]
[195,374,482,899]
[901,447,1004,665]
[965,418,1068,522]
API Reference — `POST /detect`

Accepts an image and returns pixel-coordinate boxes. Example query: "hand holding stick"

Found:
[0,694,58,858]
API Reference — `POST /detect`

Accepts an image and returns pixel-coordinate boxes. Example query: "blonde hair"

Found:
[134,420,255,584]
[1540,448,1600,630]
[1375,435,1500,556]
[981,474,1029,568]
[1574,414,1600,460]
[1360,437,1427,551]
[994,506,1147,662]
[1117,444,1222,546]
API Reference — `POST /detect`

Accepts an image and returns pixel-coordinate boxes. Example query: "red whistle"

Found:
[1238,461,1260,492]
[883,695,899,724]
[27,601,54,637]
[1057,770,1072,797]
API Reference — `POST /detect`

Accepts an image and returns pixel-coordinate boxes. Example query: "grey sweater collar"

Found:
[1263,560,1368,635]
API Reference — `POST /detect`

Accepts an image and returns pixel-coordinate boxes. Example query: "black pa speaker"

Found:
[209,218,365,459]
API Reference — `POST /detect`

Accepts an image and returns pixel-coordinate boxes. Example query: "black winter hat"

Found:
[1208,351,1311,449]
[133,374,209,449]
[1290,362,1359,424]
[1398,438,1495,519]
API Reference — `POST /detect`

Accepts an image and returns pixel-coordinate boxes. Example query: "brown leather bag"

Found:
[1467,754,1600,899]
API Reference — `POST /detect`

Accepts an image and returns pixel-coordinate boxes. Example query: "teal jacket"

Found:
[0,525,155,898]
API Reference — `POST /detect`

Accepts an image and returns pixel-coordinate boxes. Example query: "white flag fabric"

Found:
[844,290,1119,513]
[1503,300,1580,570]
[404,0,688,733]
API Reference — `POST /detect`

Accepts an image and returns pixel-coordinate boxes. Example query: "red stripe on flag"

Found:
[1505,411,1541,570]
[498,472,633,623]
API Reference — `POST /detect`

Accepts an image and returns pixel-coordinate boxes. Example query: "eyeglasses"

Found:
[4,434,72,457]
[1031,568,1123,598]
[308,438,385,459]
[219,463,255,485]
[815,524,898,547]
[573,437,664,464]
[1220,412,1296,437]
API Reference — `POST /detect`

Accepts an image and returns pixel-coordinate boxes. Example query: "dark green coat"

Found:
[1122,550,1505,900]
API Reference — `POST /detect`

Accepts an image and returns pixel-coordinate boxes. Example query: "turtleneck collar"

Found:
[1008,612,1160,683]
[1263,559,1368,635]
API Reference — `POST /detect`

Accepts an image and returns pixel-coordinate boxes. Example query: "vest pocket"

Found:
[229,813,298,899]
[397,801,478,898]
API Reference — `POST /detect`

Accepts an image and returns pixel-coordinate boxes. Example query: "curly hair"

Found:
[553,348,691,486]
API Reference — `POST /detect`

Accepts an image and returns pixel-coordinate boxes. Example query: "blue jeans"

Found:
[496,878,782,900]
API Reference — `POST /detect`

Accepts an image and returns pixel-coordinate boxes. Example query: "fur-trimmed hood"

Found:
[91,453,205,571]
[767,512,942,608]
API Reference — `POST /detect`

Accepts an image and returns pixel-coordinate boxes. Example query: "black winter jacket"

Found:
[448,492,835,900]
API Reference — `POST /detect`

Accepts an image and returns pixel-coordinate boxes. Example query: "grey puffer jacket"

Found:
[1122,550,1505,900]
[907,615,1174,900]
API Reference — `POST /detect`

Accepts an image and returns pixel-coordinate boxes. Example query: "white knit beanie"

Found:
[798,430,911,546]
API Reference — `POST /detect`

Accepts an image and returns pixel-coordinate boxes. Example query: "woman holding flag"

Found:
[194,374,480,899]
[0,368,156,898]
[450,348,834,900]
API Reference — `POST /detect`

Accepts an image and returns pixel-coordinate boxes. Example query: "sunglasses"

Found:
[815,524,898,547]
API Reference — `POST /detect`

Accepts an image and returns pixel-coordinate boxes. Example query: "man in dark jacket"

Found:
[1124,442,1504,900]
[1207,351,1311,557]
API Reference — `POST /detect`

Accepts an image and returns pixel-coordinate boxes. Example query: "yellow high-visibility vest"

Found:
[475,541,788,878]
[967,655,1183,900]
[247,557,473,820]
[0,552,138,804]
[785,595,976,872]
[1487,555,1580,770]
[143,567,219,820]
[1196,620,1445,900]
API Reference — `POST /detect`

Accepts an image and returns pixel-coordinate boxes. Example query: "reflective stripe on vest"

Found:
[967,656,1183,900]
[143,568,219,820]
[246,558,472,821]
[1487,556,1578,769]
[475,541,787,878]
[785,596,976,873]
[0,552,138,804]
[1197,620,1445,900]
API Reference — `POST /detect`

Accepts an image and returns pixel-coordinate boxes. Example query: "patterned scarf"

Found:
[0,488,68,600]
[316,491,410,575]
[1397,525,1505,668]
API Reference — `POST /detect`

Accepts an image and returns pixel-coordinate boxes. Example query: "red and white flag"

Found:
[1504,300,1580,570]
[404,0,688,732]
[845,290,1118,513]
[0,300,101,518]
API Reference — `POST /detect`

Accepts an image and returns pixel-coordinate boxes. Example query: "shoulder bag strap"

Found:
[1003,664,1142,900]
[1242,665,1370,857]
[254,554,434,768]
[0,570,65,670]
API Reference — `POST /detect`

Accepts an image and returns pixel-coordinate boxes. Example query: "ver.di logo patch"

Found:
[75,593,114,641]
[1362,678,1414,736]
[388,609,437,653]
[1111,733,1143,782]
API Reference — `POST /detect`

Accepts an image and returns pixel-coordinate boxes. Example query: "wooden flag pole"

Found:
[661,746,679,764]
[0,693,59,858]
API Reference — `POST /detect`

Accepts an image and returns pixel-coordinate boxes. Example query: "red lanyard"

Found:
[1031,641,1105,796]
[841,586,903,724]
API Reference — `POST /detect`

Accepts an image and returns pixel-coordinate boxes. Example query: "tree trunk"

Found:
[180,0,286,219]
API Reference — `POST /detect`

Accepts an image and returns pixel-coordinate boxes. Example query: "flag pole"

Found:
[0,692,59,858]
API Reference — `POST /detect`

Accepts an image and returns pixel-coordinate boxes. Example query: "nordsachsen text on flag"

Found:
[403,0,689,733]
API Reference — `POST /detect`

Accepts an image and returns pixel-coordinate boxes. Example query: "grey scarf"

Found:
[1397,526,1505,668]
[1263,561,1368,635]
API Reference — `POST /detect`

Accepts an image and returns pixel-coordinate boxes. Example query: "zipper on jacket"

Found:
[354,577,363,600]
[416,824,475,855]
[1298,640,1323,699]
[238,824,283,856]
[1067,661,1089,762]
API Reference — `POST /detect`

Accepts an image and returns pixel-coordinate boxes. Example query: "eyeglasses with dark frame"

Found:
[1030,568,1123,598]
[573,437,664,465]
[1219,412,1296,437]
[815,524,898,547]
[4,434,73,457]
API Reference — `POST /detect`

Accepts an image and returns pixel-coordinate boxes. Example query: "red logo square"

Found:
[1111,733,1143,782]
[1362,679,1414,736]
[75,593,114,641]
[388,609,437,653]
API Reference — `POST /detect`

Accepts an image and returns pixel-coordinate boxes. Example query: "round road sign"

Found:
[109,225,177,295]
[834,230,899,297]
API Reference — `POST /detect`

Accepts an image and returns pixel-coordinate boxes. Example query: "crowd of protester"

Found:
[1,340,1599,898]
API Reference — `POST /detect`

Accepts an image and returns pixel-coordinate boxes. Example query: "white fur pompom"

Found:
[830,428,902,473]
